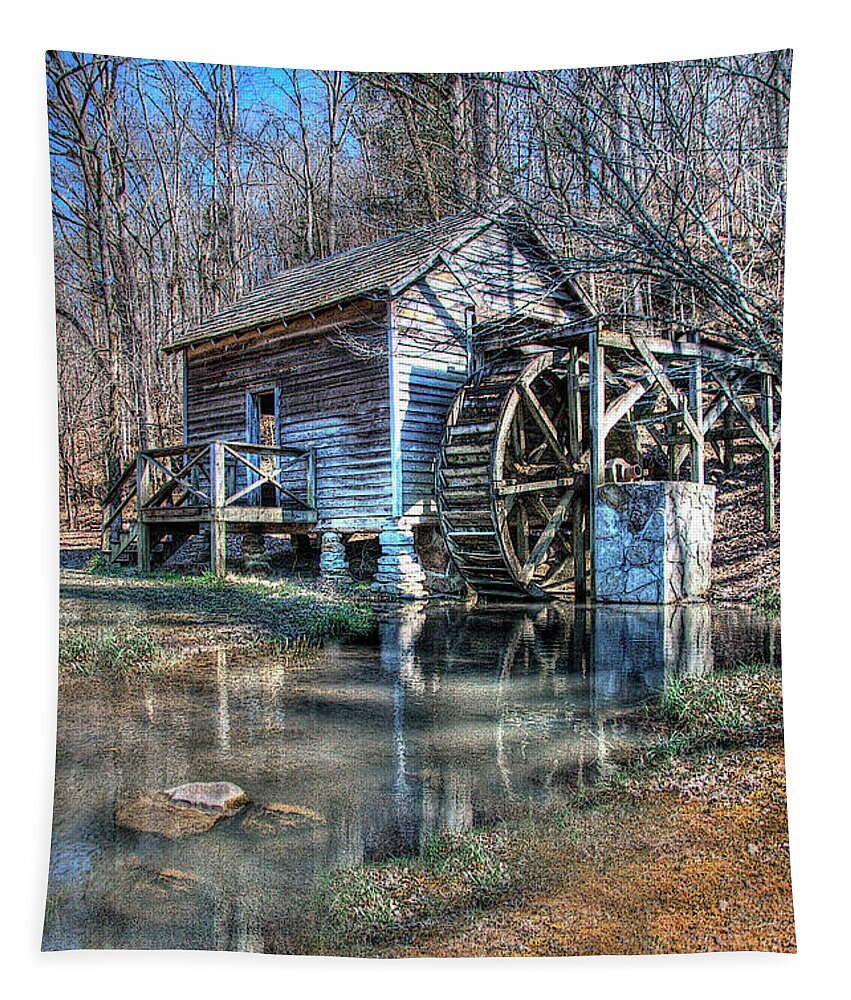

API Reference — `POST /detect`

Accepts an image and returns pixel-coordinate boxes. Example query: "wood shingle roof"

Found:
[168,211,497,351]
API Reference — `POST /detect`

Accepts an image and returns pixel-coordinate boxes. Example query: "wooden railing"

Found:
[102,440,317,553]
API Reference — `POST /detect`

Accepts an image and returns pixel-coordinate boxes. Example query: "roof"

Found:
[168,211,498,351]
[167,206,591,352]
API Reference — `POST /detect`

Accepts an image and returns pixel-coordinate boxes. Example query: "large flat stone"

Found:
[116,782,249,839]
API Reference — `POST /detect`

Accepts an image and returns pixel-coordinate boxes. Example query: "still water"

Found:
[44,602,779,952]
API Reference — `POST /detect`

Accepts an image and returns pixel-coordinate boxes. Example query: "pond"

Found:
[43,602,779,952]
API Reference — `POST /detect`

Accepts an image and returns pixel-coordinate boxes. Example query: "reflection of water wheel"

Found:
[436,350,591,600]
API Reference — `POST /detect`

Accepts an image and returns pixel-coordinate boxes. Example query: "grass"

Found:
[750,587,781,615]
[314,830,511,953]
[160,569,377,638]
[67,565,377,650]
[657,663,780,737]
[59,626,173,677]
[44,890,65,927]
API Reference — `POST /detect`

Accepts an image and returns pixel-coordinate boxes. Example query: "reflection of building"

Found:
[591,603,714,710]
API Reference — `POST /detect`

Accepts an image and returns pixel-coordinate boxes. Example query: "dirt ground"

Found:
[710,452,780,602]
[385,745,793,957]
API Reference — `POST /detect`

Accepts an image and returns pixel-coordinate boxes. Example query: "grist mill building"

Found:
[103,206,780,602]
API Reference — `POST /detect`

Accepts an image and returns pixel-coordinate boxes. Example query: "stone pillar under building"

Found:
[241,531,271,575]
[594,481,716,604]
[371,526,428,599]
[319,531,350,584]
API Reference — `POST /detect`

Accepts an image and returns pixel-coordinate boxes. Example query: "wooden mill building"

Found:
[102,206,780,601]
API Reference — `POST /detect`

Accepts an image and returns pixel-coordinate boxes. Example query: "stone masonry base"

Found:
[371,526,428,599]
[595,481,716,604]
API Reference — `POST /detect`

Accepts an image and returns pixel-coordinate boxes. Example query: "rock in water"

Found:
[241,802,326,834]
[165,781,247,812]
[116,782,248,839]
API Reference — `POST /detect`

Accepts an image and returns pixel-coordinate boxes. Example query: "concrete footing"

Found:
[371,526,428,598]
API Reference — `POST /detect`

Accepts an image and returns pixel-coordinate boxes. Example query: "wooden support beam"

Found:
[761,373,776,532]
[671,377,747,474]
[211,441,226,509]
[135,454,152,571]
[716,372,773,453]
[210,515,227,578]
[632,336,704,448]
[588,320,605,598]
[137,522,152,573]
[602,376,652,438]
[724,407,735,472]
[688,338,704,484]
[566,346,582,462]
[600,329,774,374]
[571,492,587,603]
[136,452,151,510]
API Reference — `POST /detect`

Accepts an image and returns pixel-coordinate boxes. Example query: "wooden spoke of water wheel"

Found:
[437,350,591,600]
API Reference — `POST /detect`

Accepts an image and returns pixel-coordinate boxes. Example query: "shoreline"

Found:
[296,665,791,958]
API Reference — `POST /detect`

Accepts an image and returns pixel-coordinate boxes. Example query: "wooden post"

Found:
[211,441,227,577]
[306,448,316,509]
[588,320,605,599]
[723,406,735,473]
[572,492,587,603]
[667,432,678,482]
[137,522,152,572]
[136,453,152,572]
[212,440,226,508]
[761,374,776,532]
[688,338,704,484]
[566,345,582,461]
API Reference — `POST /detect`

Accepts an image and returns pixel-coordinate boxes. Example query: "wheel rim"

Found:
[490,352,588,597]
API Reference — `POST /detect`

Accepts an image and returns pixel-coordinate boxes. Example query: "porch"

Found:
[102,440,318,576]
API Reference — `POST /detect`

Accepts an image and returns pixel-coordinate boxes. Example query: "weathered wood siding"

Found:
[393,268,471,520]
[392,226,584,521]
[185,300,393,531]
[454,224,583,324]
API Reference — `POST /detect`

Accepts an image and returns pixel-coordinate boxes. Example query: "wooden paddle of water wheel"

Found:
[436,349,596,600]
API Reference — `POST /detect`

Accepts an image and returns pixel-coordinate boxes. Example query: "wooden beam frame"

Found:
[588,320,605,598]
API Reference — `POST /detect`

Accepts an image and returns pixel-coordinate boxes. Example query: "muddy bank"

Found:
[379,746,793,957]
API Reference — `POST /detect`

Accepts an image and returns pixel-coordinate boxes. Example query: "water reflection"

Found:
[44,603,779,953]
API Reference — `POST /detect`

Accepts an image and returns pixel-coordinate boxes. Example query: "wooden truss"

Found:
[588,322,780,533]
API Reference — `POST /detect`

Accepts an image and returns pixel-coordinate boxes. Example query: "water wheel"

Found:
[436,350,591,600]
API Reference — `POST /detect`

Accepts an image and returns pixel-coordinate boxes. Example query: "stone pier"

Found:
[319,531,350,584]
[371,526,428,598]
[241,531,271,575]
[594,481,716,604]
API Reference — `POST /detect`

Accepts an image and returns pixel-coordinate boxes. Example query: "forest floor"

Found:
[296,665,793,958]
[709,452,780,604]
